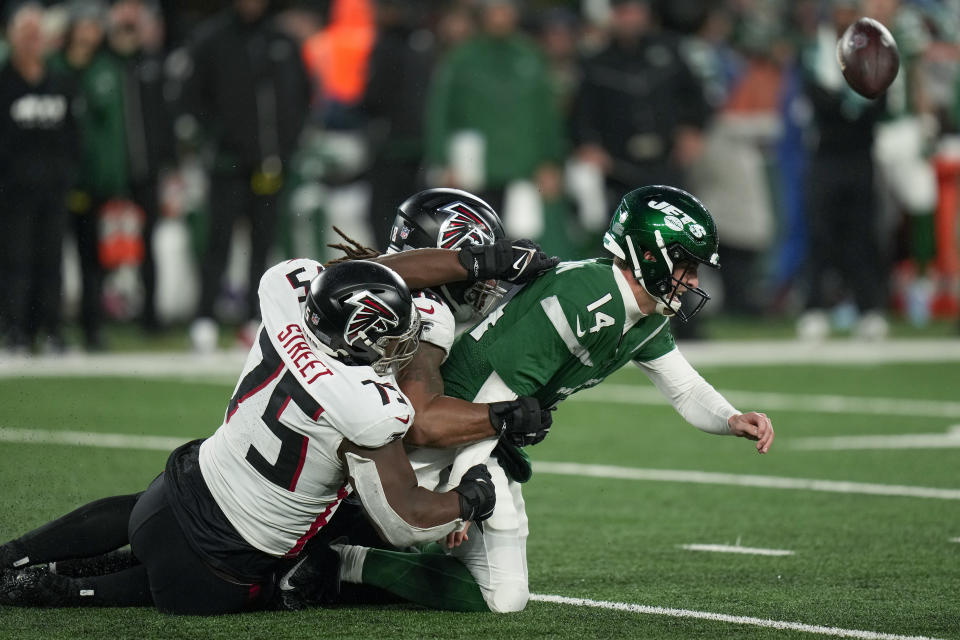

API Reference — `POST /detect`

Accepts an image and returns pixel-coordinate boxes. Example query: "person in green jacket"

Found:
[424,0,565,232]
[49,1,127,351]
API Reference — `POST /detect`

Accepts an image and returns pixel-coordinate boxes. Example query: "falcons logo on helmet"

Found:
[437,202,495,249]
[344,291,400,345]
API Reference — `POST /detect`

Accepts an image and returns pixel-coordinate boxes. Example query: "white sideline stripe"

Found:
[3,428,960,501]
[0,427,186,451]
[1,339,960,381]
[533,461,960,500]
[529,593,944,640]
[575,385,960,419]
[950,537,960,543]
[679,543,795,556]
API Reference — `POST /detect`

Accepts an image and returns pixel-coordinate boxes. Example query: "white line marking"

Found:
[4,428,960,501]
[0,351,246,380]
[533,461,960,500]
[678,543,795,556]
[676,339,960,367]
[0,428,187,451]
[790,426,960,450]
[529,593,944,640]
[950,537,960,543]
[574,385,960,419]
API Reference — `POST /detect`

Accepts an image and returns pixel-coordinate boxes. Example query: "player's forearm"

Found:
[637,348,736,435]
[372,249,468,290]
[405,397,496,448]
[398,486,464,528]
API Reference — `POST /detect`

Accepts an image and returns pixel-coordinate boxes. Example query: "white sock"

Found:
[332,543,368,584]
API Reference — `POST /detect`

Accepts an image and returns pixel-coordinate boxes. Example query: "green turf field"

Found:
[1,352,958,639]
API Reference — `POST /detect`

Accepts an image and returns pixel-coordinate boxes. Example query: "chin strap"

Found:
[626,232,680,317]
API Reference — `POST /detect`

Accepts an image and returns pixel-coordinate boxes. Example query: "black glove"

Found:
[489,397,553,447]
[453,464,496,523]
[458,238,559,284]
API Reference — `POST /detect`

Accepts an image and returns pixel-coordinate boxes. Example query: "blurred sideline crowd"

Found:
[2,0,960,355]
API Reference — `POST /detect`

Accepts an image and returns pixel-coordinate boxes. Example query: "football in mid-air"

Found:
[836,17,900,99]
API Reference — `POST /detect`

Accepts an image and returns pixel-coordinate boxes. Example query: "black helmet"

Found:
[387,188,506,322]
[303,261,420,376]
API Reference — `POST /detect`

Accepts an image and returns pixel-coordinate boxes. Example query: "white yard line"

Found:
[790,427,960,450]
[676,339,960,367]
[950,537,960,543]
[2,427,959,501]
[533,462,960,500]
[678,543,795,556]
[0,428,188,451]
[575,385,960,419]
[529,593,944,640]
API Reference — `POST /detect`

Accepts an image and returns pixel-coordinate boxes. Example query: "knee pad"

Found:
[486,582,529,613]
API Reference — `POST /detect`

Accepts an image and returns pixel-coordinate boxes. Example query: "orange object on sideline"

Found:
[932,155,960,316]
[98,199,145,269]
[302,0,375,104]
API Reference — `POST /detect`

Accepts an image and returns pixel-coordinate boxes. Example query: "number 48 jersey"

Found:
[198,259,414,558]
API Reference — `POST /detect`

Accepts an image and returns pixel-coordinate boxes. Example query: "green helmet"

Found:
[602,185,720,321]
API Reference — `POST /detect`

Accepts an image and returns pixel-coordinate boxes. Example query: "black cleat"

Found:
[276,538,344,611]
[0,567,74,607]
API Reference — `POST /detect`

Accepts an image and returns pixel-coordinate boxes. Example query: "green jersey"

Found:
[441,258,675,408]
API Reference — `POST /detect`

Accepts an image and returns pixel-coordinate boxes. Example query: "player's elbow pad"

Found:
[344,452,462,548]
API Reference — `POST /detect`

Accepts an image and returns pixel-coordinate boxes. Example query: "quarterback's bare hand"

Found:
[728,412,774,454]
[445,521,471,549]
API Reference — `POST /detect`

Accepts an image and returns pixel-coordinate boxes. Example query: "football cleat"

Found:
[0,567,74,607]
[277,537,344,610]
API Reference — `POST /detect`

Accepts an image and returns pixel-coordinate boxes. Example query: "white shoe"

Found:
[796,310,830,341]
[855,311,889,341]
[189,317,219,354]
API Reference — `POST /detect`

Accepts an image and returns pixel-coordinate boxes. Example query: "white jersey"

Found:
[199,258,415,558]
[405,290,484,490]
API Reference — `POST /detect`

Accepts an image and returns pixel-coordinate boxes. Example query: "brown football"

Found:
[836,17,900,99]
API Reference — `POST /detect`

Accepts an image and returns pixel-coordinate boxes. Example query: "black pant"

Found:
[1,187,68,347]
[805,154,886,311]
[129,475,264,615]
[7,478,269,614]
[70,198,105,346]
[127,180,161,329]
[197,172,280,321]
[368,160,423,251]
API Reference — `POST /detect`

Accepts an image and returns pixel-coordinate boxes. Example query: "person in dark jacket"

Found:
[795,0,889,341]
[360,0,436,250]
[0,3,77,353]
[570,0,710,202]
[181,0,310,352]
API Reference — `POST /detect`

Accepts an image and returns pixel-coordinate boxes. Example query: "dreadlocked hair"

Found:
[324,226,382,265]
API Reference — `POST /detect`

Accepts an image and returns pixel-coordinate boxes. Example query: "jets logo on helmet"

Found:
[649,200,708,239]
[344,291,400,346]
[437,202,496,250]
